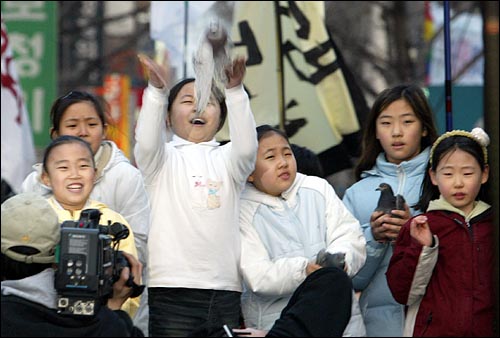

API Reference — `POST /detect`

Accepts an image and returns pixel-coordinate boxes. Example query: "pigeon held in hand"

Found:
[375,183,406,218]
[316,249,346,270]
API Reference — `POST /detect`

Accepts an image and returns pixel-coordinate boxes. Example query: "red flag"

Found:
[1,19,36,193]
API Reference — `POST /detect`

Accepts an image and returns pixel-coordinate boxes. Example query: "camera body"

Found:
[55,209,130,316]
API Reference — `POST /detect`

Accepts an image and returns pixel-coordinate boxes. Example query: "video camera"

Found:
[54,209,133,316]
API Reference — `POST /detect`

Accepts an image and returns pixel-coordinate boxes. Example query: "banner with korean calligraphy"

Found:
[148,1,368,175]
[1,1,57,147]
[219,1,364,175]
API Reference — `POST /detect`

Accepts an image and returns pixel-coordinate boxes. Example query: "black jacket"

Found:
[1,295,144,337]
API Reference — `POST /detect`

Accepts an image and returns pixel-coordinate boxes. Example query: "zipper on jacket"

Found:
[396,166,406,196]
[466,220,473,242]
[453,217,473,240]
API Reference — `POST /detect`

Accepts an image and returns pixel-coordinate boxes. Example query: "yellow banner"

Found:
[218,1,359,154]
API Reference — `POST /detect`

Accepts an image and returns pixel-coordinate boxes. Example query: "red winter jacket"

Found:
[387,201,494,337]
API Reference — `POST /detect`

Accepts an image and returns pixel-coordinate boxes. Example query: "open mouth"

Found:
[191,118,206,125]
[67,183,83,192]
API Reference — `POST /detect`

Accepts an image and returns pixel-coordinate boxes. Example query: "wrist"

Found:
[107,297,125,311]
[430,235,436,248]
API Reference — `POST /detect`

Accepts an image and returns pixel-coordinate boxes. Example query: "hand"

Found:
[138,53,170,89]
[225,56,246,89]
[370,210,404,242]
[306,261,322,276]
[107,251,143,310]
[409,215,433,247]
[390,202,411,222]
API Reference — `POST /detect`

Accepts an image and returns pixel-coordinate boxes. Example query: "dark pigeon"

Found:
[375,182,406,218]
[316,249,345,270]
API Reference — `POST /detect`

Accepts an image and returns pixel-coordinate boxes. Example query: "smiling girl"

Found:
[40,135,139,317]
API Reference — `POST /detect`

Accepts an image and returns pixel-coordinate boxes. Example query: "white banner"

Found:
[150,1,216,81]
[1,19,36,193]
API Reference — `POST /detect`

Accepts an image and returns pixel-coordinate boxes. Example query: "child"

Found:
[20,91,151,334]
[40,135,140,318]
[1,192,144,337]
[135,54,257,336]
[20,90,150,270]
[239,124,366,336]
[387,127,493,337]
[342,84,438,336]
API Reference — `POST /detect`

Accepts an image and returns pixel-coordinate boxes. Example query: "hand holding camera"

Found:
[107,251,144,310]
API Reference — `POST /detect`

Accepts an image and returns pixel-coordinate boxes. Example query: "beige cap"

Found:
[1,193,60,264]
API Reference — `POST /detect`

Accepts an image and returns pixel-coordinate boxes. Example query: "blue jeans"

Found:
[148,287,242,337]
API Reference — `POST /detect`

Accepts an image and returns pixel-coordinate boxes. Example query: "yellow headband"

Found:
[430,127,489,165]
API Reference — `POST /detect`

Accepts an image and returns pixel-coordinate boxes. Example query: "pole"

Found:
[482,1,499,334]
[443,1,453,131]
[274,1,285,132]
[183,1,188,78]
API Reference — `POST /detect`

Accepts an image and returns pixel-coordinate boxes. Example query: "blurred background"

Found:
[1,0,498,330]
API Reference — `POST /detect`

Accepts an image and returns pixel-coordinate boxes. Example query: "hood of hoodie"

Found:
[47,196,110,221]
[1,268,58,309]
[427,195,491,221]
[33,140,129,189]
[241,173,307,210]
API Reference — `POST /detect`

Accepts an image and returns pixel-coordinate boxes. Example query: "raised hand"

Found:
[409,215,433,247]
[138,53,170,90]
[225,56,246,89]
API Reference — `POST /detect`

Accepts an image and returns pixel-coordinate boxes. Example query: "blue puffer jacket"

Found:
[342,147,430,337]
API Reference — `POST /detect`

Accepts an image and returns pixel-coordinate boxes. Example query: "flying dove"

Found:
[375,182,406,218]
[192,19,232,117]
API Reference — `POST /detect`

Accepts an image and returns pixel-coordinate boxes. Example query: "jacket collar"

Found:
[241,173,306,209]
[428,195,491,221]
[171,134,220,147]
[1,268,58,309]
[362,147,430,179]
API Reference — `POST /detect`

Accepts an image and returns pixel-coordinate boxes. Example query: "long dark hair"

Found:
[414,134,488,211]
[354,84,438,180]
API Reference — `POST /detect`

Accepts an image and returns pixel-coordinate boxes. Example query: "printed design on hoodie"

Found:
[189,175,223,210]
[206,179,222,209]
